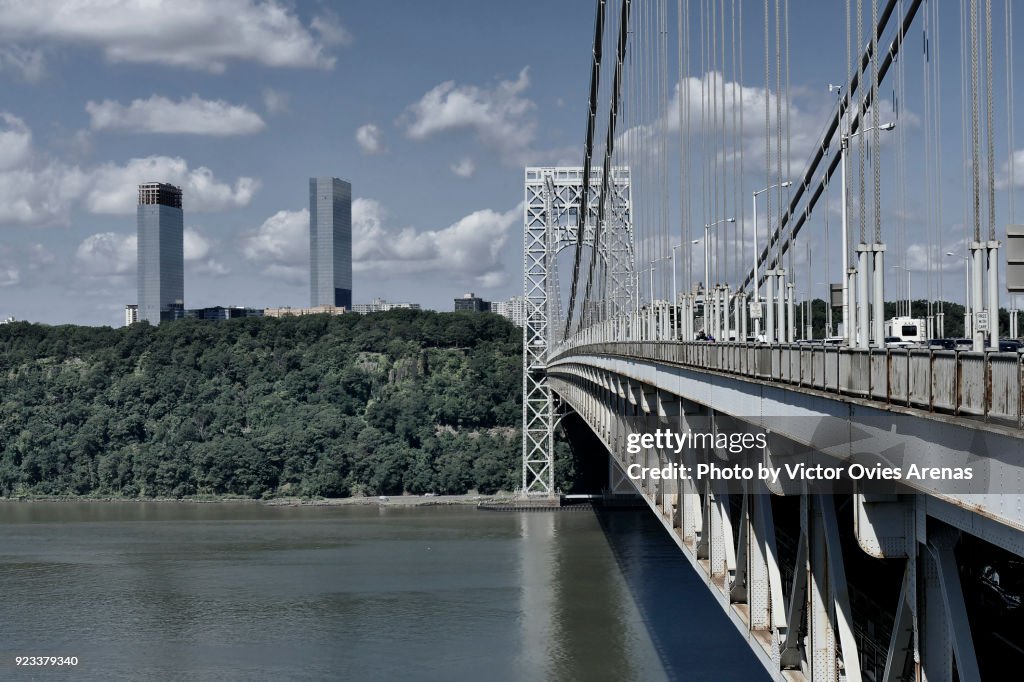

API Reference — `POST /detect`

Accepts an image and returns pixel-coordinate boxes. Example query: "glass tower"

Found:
[309,177,352,309]
[136,182,184,324]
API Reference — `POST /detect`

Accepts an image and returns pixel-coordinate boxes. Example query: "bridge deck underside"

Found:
[546,350,1024,682]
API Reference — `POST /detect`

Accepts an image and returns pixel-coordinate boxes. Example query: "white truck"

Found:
[884,316,926,346]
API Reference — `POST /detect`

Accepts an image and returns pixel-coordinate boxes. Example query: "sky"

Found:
[0,0,1022,327]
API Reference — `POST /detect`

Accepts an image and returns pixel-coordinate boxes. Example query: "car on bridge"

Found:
[999,339,1023,352]
[884,336,915,349]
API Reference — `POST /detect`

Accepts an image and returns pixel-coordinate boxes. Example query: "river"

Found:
[0,501,767,681]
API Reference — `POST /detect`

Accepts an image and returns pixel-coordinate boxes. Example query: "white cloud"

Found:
[262,263,306,284]
[74,232,137,277]
[26,243,54,270]
[630,71,911,173]
[355,124,386,155]
[85,157,258,214]
[245,199,521,287]
[0,113,256,226]
[184,228,211,261]
[86,95,265,135]
[311,11,353,47]
[353,198,521,284]
[450,157,476,178]
[74,227,223,280]
[263,88,289,114]
[243,209,308,265]
[613,71,825,172]
[0,0,343,73]
[0,45,45,81]
[0,112,32,171]
[404,68,536,163]
[0,264,18,287]
[0,113,85,226]
[191,259,229,277]
[0,162,88,226]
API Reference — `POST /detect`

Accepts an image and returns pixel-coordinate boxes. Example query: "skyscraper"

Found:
[137,182,184,324]
[309,177,352,309]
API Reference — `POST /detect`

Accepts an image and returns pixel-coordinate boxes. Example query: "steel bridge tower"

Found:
[521,166,633,496]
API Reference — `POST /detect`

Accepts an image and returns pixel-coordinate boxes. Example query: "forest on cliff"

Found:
[0,310,548,498]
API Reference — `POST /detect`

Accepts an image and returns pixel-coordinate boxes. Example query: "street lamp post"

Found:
[753,181,792,342]
[704,219,735,339]
[840,119,895,347]
[688,239,701,339]
[946,251,972,338]
[650,255,671,339]
[670,243,684,306]
[670,243,683,340]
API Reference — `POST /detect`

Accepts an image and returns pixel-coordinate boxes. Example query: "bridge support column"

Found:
[722,285,731,340]
[776,270,787,346]
[872,244,886,347]
[986,240,1000,348]
[766,272,776,344]
[738,292,748,342]
[971,242,986,351]
[881,562,915,682]
[920,527,981,682]
[846,267,857,345]
[856,245,870,349]
[786,282,795,343]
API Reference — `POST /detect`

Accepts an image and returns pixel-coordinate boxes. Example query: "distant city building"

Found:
[454,292,490,313]
[309,177,352,310]
[137,182,184,324]
[264,305,347,318]
[351,298,422,314]
[184,306,264,321]
[124,304,138,326]
[0,316,15,325]
[491,296,526,327]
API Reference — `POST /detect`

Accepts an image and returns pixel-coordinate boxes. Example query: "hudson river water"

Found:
[0,502,767,681]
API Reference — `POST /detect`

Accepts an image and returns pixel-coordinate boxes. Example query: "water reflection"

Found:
[0,502,765,681]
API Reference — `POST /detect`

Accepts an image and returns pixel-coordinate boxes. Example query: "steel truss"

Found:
[548,366,1004,682]
[522,167,632,496]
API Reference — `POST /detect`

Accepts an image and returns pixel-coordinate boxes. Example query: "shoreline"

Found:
[0,493,517,507]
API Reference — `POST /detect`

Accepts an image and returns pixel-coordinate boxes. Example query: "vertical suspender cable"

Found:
[872,0,881,245]
[984,0,994,242]
[970,0,981,244]
[1007,0,1016,224]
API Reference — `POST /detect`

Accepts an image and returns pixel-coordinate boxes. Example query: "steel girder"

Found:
[547,369,996,681]
[521,167,632,495]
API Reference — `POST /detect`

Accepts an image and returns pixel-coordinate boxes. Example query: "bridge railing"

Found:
[549,311,1024,427]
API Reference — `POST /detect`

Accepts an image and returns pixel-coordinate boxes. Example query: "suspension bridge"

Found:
[522,1,1024,680]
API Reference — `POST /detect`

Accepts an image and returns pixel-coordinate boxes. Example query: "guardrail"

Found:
[551,340,1024,428]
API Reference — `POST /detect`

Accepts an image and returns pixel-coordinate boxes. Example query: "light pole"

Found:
[704,219,734,339]
[704,219,735,289]
[670,243,684,304]
[650,255,671,302]
[752,181,792,339]
[946,251,971,338]
[840,120,895,347]
[689,238,701,339]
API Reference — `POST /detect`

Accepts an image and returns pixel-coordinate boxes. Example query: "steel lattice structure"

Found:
[522,166,633,496]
